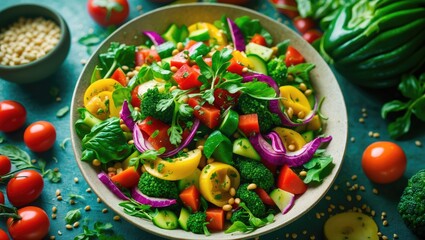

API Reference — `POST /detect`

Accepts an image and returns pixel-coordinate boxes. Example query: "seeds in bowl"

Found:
[0,17,61,66]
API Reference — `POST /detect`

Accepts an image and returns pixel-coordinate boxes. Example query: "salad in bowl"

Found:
[71,3,347,239]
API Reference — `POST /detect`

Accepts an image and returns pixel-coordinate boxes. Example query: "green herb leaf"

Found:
[381,100,409,119]
[0,145,33,169]
[387,112,412,139]
[303,150,334,184]
[56,106,70,118]
[412,96,425,121]
[242,81,277,100]
[65,209,82,224]
[398,74,424,99]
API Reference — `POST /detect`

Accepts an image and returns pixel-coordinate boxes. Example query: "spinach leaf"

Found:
[81,117,131,163]
[234,16,272,45]
[98,42,135,78]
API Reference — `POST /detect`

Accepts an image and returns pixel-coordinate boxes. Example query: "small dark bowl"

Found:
[0,4,71,84]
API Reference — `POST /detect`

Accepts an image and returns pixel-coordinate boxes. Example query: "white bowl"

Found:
[70,3,347,240]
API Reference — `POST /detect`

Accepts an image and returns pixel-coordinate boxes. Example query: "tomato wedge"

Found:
[285,46,305,66]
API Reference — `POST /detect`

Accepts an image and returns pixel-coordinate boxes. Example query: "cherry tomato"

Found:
[0,155,12,176]
[250,33,267,46]
[285,46,305,66]
[293,17,316,34]
[7,206,50,240]
[270,0,299,19]
[7,170,44,207]
[361,141,407,184]
[213,88,241,111]
[0,229,8,240]
[303,29,323,44]
[87,0,129,27]
[0,100,27,133]
[24,121,56,152]
[0,191,4,205]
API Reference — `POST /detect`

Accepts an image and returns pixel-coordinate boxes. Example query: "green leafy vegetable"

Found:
[98,42,135,78]
[234,16,272,45]
[78,26,116,54]
[303,149,334,184]
[81,117,132,163]
[225,202,274,234]
[65,209,82,224]
[381,73,425,139]
[74,221,124,240]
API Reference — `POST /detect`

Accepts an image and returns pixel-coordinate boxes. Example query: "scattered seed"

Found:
[234,198,241,205]
[97,197,102,203]
[65,224,73,230]
[247,183,257,190]
[330,204,335,209]
[350,137,356,142]
[222,204,233,212]
[299,170,307,177]
[291,233,298,239]
[73,221,80,228]
[393,233,399,239]
[288,144,296,151]
[85,205,91,211]
[356,195,362,201]
[382,235,388,240]
[51,213,57,219]
[92,159,101,167]
[377,232,382,237]
[368,131,373,137]
[55,189,61,196]
[383,220,388,226]
[325,196,331,201]
[371,210,376,216]
[359,185,365,191]
[302,230,307,235]
[57,230,62,236]
[382,211,387,217]
[373,188,379,194]
[229,187,236,197]
[52,206,57,213]
[310,235,316,240]
[315,213,321,219]
[304,89,313,96]
[57,196,63,201]
[299,83,307,91]
[339,205,345,210]
[351,175,358,180]
[372,132,380,138]
[70,200,75,205]
[113,215,121,221]
[74,177,79,183]
[228,198,235,205]
[102,208,108,213]
[415,140,422,147]
[50,236,56,240]
[86,188,92,193]
[333,185,339,191]
[358,117,365,123]
[361,108,367,113]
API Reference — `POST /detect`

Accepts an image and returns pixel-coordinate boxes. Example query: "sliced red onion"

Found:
[227,18,245,52]
[265,131,286,154]
[98,172,129,200]
[282,192,295,214]
[249,133,332,167]
[269,97,318,127]
[142,31,165,46]
[120,100,135,131]
[242,72,279,93]
[131,187,176,208]
[160,118,200,158]
[133,124,154,153]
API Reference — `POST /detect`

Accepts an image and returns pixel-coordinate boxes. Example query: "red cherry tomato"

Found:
[285,46,305,66]
[303,29,323,44]
[0,191,5,205]
[7,170,44,207]
[293,17,316,34]
[362,141,407,184]
[270,0,299,19]
[250,33,267,46]
[24,121,56,152]
[0,229,8,240]
[87,0,129,27]
[0,155,12,176]
[0,100,27,133]
[7,206,50,240]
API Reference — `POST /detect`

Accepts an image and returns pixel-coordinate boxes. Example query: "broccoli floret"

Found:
[187,212,210,235]
[267,55,287,86]
[230,208,250,225]
[398,169,425,238]
[237,94,281,133]
[235,158,274,191]
[236,183,266,218]
[138,172,178,199]
[140,88,174,124]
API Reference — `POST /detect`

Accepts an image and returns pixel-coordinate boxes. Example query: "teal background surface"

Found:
[0,0,424,239]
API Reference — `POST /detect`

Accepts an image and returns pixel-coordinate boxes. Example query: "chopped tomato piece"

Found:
[179,185,200,212]
[213,88,241,110]
[130,85,141,108]
[173,64,202,90]
[170,51,189,69]
[139,116,169,136]
[255,188,276,206]
[110,67,127,86]
[250,33,267,46]
[138,117,175,151]
[206,208,225,231]
[135,49,161,66]
[238,114,260,136]
[188,97,221,129]
[285,46,305,67]
[277,165,307,195]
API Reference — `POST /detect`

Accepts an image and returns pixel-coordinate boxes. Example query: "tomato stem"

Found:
[0,204,21,220]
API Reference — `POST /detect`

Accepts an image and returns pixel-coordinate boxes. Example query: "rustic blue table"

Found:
[1,0,424,239]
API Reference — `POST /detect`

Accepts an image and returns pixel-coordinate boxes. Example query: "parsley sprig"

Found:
[381,73,425,139]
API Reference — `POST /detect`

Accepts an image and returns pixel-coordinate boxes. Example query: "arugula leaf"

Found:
[303,149,334,184]
[381,73,425,139]
[65,209,82,224]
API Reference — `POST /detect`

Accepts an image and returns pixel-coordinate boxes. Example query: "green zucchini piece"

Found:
[152,210,179,230]
[178,208,191,231]
[219,109,239,137]
[233,138,261,161]
[156,41,176,59]
[245,42,274,62]
[188,28,210,42]
[246,54,268,74]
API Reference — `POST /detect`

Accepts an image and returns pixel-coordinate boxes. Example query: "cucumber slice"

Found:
[156,41,176,59]
[247,54,268,74]
[324,212,379,240]
[233,138,261,161]
[219,109,239,137]
[177,168,201,192]
[269,188,295,214]
[162,24,180,43]
[301,130,315,143]
[189,28,210,42]
[178,208,191,231]
[152,209,179,230]
[245,42,274,62]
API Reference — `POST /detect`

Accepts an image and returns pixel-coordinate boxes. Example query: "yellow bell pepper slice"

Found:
[279,85,311,117]
[188,22,227,46]
[232,50,254,69]
[144,149,202,181]
[85,91,120,119]
[273,127,307,151]
[83,78,121,106]
[199,162,240,207]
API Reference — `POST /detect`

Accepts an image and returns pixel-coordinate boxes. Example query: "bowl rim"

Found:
[0,3,70,70]
[70,3,348,240]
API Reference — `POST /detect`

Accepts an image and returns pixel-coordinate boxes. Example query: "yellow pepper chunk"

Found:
[232,50,253,69]
[199,162,240,207]
[279,85,311,117]
[188,22,227,46]
[273,127,307,151]
[144,149,202,181]
[83,78,121,106]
